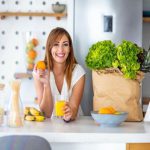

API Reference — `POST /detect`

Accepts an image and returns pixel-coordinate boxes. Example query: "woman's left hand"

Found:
[63,102,73,122]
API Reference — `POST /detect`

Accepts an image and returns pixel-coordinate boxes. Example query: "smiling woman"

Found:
[51,34,70,65]
[32,27,86,122]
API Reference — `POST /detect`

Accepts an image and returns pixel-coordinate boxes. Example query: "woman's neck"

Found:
[53,63,66,76]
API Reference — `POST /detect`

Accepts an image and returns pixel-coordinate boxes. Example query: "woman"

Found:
[33,27,85,122]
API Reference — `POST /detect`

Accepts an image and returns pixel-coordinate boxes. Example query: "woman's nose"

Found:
[58,44,63,51]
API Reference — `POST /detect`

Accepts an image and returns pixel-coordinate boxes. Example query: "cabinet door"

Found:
[126,143,150,150]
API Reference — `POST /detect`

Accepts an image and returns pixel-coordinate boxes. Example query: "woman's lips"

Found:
[56,53,65,58]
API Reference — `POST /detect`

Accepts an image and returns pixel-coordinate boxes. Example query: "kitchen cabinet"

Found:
[0,12,67,20]
[126,143,150,150]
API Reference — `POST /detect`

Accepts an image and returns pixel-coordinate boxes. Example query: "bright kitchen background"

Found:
[0,1,149,150]
[0,0,73,107]
[0,0,150,115]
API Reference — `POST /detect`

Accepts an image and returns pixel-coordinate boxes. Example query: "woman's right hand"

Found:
[32,66,50,87]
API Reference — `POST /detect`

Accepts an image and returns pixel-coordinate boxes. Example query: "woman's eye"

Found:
[53,43,59,46]
[63,43,69,47]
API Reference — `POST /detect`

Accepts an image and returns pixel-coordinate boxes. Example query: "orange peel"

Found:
[27,49,37,59]
[32,38,39,47]
[36,61,46,70]
[98,106,117,114]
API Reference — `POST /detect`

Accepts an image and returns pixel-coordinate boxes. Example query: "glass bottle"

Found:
[7,80,24,127]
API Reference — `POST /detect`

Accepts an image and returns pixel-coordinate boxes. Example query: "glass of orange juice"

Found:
[55,95,67,117]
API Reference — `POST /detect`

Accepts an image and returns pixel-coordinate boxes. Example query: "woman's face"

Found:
[51,35,70,64]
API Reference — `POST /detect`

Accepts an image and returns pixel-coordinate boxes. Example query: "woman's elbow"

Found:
[39,105,52,118]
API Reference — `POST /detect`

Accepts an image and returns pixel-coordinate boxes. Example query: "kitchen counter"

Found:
[0,116,150,143]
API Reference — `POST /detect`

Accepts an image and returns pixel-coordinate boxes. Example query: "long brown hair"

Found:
[44,27,77,89]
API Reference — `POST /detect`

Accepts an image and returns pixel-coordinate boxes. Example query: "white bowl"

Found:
[91,111,128,127]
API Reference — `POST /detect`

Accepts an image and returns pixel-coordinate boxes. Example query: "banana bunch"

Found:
[24,107,45,122]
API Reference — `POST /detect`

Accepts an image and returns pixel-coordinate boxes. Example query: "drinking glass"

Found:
[55,95,68,117]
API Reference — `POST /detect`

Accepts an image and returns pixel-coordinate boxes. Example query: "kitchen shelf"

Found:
[14,73,32,79]
[0,12,67,20]
[143,17,150,22]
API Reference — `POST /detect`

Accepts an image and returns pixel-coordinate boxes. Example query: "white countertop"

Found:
[0,116,150,143]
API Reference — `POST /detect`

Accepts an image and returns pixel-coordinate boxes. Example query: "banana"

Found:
[35,115,45,122]
[30,107,40,116]
[25,115,35,121]
[24,107,30,115]
[24,107,45,122]
[40,111,45,116]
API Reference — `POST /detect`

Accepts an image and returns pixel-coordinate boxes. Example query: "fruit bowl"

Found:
[91,111,128,127]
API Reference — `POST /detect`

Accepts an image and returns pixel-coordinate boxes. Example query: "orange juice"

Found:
[55,100,65,117]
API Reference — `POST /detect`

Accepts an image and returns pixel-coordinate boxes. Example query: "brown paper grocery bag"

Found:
[92,70,144,121]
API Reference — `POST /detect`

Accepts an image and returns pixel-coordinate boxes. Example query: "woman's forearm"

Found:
[69,76,85,120]
[70,104,79,120]
[40,84,53,118]
[33,72,53,118]
[33,74,44,104]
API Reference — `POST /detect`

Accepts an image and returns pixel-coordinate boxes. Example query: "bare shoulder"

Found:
[71,64,85,88]
[73,64,86,75]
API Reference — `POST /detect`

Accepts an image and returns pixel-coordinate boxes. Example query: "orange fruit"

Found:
[107,106,116,114]
[32,38,39,47]
[114,112,121,115]
[27,49,37,59]
[98,106,116,114]
[36,61,46,70]
[27,63,34,70]
[98,108,112,114]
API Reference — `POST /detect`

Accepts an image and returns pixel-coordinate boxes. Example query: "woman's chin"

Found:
[55,59,66,64]
[54,57,67,63]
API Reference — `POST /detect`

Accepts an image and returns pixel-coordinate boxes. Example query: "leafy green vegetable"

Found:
[85,40,144,79]
[116,40,142,79]
[85,40,117,69]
